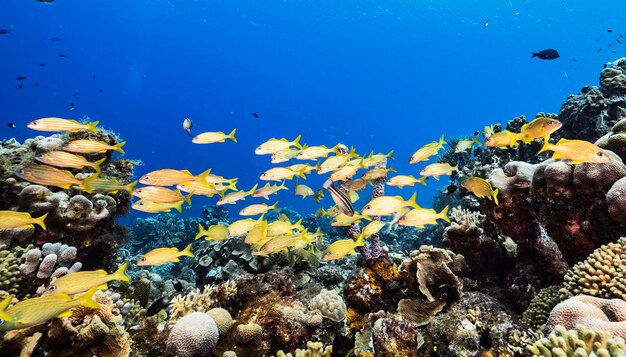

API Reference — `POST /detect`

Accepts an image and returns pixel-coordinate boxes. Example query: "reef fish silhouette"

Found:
[531,49,560,60]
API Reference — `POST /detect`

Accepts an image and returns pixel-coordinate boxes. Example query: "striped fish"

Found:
[133,186,191,204]
[255,135,302,155]
[322,179,355,217]
[35,151,106,173]
[132,199,185,213]
[63,139,125,154]
[90,178,137,195]
[16,165,87,189]
[0,211,47,230]
[27,117,99,133]
[177,181,228,197]
[139,169,210,186]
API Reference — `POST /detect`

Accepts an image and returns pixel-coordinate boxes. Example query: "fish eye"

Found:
[462,180,467,185]
[31,121,38,125]
[139,202,144,206]
[0,319,4,325]
[143,175,150,180]
[263,247,268,251]
[400,216,406,221]
[18,169,24,174]
[140,257,146,262]
[548,120,554,125]
[597,152,604,157]
[136,189,142,193]
[365,205,371,210]
[47,285,56,291]
[326,251,332,255]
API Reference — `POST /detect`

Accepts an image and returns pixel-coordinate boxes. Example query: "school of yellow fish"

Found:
[0,114,609,331]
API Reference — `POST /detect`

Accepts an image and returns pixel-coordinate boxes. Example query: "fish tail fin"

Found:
[294,218,303,229]
[81,174,99,194]
[493,189,500,205]
[92,157,106,174]
[78,287,100,309]
[332,144,342,155]
[87,121,100,133]
[183,192,193,205]
[228,128,237,143]
[124,181,137,195]
[386,149,395,160]
[407,192,419,209]
[114,141,126,154]
[440,205,451,223]
[227,179,238,191]
[539,138,551,153]
[417,176,427,186]
[293,134,303,149]
[453,165,459,173]
[355,232,365,248]
[296,168,307,179]
[112,262,130,282]
[173,200,184,213]
[197,168,212,182]
[531,52,537,58]
[473,134,481,145]
[439,134,446,147]
[248,183,259,194]
[389,165,396,173]
[0,296,11,314]
[34,212,48,230]
[272,201,279,211]
[195,224,207,240]
[181,243,194,258]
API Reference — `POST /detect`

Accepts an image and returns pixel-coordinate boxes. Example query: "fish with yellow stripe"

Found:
[63,139,125,154]
[35,151,106,173]
[317,148,359,174]
[419,163,458,180]
[362,192,419,216]
[363,150,394,167]
[27,117,99,133]
[0,211,47,230]
[260,167,307,181]
[517,116,562,144]
[387,175,427,188]
[89,178,137,195]
[295,144,339,160]
[229,215,265,237]
[294,180,314,198]
[244,221,268,244]
[133,186,192,204]
[484,130,519,148]
[44,263,130,296]
[271,147,301,164]
[252,182,287,199]
[539,138,610,165]
[331,212,371,227]
[362,220,388,238]
[217,184,258,205]
[255,135,303,155]
[409,135,445,164]
[177,181,230,197]
[460,177,499,205]
[137,243,194,266]
[16,165,98,192]
[0,287,99,332]
[139,168,211,186]
[132,199,185,213]
[398,206,450,228]
[252,231,311,256]
[195,223,230,241]
[240,202,278,216]
[322,233,365,261]
[192,128,237,144]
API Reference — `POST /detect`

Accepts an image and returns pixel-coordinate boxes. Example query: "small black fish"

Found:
[617,39,622,44]
[73,92,79,96]
[69,101,74,108]
[146,296,171,317]
[613,51,617,54]
[15,84,22,89]
[172,279,183,292]
[39,63,46,67]
[37,0,55,3]
[92,75,96,79]
[531,49,560,60]
[251,112,259,118]
[0,29,9,35]
[572,58,577,62]
[16,76,26,81]
[35,82,39,87]
[473,131,479,136]
[98,89,104,92]
[621,34,624,38]
[7,123,16,128]
[608,29,613,33]
[58,53,66,57]
[50,37,62,42]
[597,49,602,52]
[443,185,458,195]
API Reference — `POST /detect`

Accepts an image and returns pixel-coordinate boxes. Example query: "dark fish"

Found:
[251,112,259,118]
[92,75,96,79]
[35,82,39,87]
[172,279,183,292]
[443,185,458,195]
[322,179,355,217]
[50,37,62,42]
[58,53,66,57]
[613,51,617,54]
[313,188,325,203]
[73,92,79,96]
[7,123,16,128]
[0,29,9,35]
[145,296,171,317]
[531,49,560,60]
[69,102,74,109]
[608,29,613,33]
[16,76,26,80]
[572,59,577,62]
[15,84,22,89]
[597,49,602,52]
[39,63,46,67]
[98,89,104,92]
[617,39,622,44]
[473,131,479,136]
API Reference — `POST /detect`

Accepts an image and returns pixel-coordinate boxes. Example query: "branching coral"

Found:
[522,285,566,332]
[169,281,237,327]
[0,244,30,295]
[528,325,626,356]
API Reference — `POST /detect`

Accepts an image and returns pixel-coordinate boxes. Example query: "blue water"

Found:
[1,0,624,218]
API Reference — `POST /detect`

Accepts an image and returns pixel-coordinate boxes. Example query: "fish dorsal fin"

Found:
[182,169,192,175]
[57,310,72,318]
[279,213,289,222]
[520,123,529,131]
[171,258,180,262]
[94,269,107,275]
[556,138,570,145]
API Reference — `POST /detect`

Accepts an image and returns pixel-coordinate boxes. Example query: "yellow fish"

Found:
[361,166,396,181]
[0,287,99,332]
[539,138,610,165]
[255,135,303,155]
[419,163,458,180]
[90,178,137,195]
[0,211,47,230]
[138,244,194,266]
[287,163,318,175]
[217,184,258,205]
[330,161,366,182]
[229,216,264,237]
[192,128,237,144]
[244,221,268,244]
[252,231,309,256]
[362,220,388,238]
[27,117,99,133]
[63,140,125,154]
[343,177,370,191]
[139,168,211,186]
[295,145,339,160]
[322,233,365,261]
[331,212,371,227]
[133,186,191,204]
[45,263,129,296]
[260,167,306,181]
[271,147,301,164]
[482,124,495,139]
[177,181,229,197]
[363,150,394,167]
[409,135,445,164]
[195,223,230,241]
[362,192,419,216]
[202,171,238,188]
[323,205,340,218]
[317,149,359,174]
[35,151,106,173]
[454,135,481,153]
[517,117,562,144]
[484,130,519,148]
[294,181,314,198]
[0,298,13,323]
[460,177,500,205]
[348,190,360,203]
[387,175,427,188]
[398,206,450,228]
[240,202,278,216]
[132,199,184,213]
[267,218,303,236]
[252,181,287,199]
[16,165,96,191]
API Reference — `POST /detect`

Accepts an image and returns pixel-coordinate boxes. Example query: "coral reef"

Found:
[166,312,219,357]
[528,325,626,356]
[545,295,626,339]
[309,289,346,323]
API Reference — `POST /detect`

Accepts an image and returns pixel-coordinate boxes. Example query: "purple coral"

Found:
[37,253,57,279]
[19,248,42,275]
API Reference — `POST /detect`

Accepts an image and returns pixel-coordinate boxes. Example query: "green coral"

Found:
[528,325,626,356]
[522,286,567,332]
[0,244,30,295]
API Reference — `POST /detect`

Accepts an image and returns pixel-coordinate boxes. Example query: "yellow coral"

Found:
[346,307,364,332]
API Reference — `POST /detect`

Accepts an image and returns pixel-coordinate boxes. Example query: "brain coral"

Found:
[309,289,347,323]
[206,307,234,341]
[528,325,626,356]
[165,312,219,357]
[545,295,626,339]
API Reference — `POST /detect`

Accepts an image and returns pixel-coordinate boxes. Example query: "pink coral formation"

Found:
[545,295,626,339]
